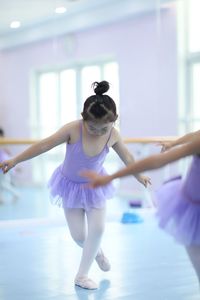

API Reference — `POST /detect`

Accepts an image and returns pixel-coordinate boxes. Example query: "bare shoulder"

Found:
[64,120,80,131]
[50,120,80,144]
[107,127,122,147]
[66,119,81,143]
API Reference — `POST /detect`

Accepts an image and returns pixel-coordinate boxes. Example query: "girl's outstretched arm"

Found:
[160,130,200,151]
[81,138,200,188]
[0,123,71,173]
[111,129,151,187]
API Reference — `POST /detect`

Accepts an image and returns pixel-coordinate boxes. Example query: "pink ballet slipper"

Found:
[74,276,98,290]
[95,252,111,272]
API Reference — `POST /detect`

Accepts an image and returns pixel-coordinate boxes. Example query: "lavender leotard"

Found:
[48,121,115,211]
[155,155,200,245]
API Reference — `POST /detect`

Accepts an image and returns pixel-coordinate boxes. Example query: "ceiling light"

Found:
[10,21,21,29]
[55,6,67,14]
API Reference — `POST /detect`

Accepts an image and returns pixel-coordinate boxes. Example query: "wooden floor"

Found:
[0,187,199,300]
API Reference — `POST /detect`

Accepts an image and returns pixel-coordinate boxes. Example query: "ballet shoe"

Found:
[74,276,98,290]
[95,252,111,272]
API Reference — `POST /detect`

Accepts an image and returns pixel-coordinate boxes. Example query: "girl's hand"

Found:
[136,175,151,188]
[157,141,174,153]
[80,170,112,188]
[0,159,16,174]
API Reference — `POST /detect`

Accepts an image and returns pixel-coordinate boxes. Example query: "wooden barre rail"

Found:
[0,139,37,145]
[0,137,177,145]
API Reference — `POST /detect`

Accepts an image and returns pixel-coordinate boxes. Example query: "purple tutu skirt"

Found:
[156,178,200,246]
[48,166,115,211]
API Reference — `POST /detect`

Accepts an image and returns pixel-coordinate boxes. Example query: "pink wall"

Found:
[0,8,178,185]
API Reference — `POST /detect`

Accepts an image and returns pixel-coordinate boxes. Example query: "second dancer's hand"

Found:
[81,170,112,188]
[157,141,174,153]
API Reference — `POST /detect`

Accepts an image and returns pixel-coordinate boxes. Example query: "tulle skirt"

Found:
[48,166,115,211]
[155,177,200,246]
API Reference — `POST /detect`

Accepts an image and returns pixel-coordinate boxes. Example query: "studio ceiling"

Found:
[0,0,176,50]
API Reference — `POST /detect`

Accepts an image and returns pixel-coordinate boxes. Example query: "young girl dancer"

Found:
[82,129,200,283]
[0,81,150,289]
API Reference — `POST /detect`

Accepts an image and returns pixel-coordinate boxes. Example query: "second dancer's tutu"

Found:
[155,155,200,246]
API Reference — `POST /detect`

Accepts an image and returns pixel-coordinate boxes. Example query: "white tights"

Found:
[186,245,200,284]
[64,207,106,278]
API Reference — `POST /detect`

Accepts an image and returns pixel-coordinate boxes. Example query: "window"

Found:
[178,0,200,134]
[31,61,119,184]
[190,63,200,130]
[188,0,200,53]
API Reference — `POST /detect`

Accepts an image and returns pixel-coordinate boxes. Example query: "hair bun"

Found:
[92,81,110,95]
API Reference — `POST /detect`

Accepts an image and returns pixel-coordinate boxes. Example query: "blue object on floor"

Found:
[121,212,144,224]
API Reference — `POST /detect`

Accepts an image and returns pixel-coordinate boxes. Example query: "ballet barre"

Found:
[0,137,177,145]
[123,137,176,144]
[0,138,37,145]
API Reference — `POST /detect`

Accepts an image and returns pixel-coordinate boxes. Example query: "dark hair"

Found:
[81,81,118,122]
[0,128,4,137]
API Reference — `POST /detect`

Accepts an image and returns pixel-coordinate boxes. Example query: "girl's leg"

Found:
[64,208,87,247]
[76,207,106,278]
[186,245,200,283]
[64,207,110,268]
[64,207,108,289]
